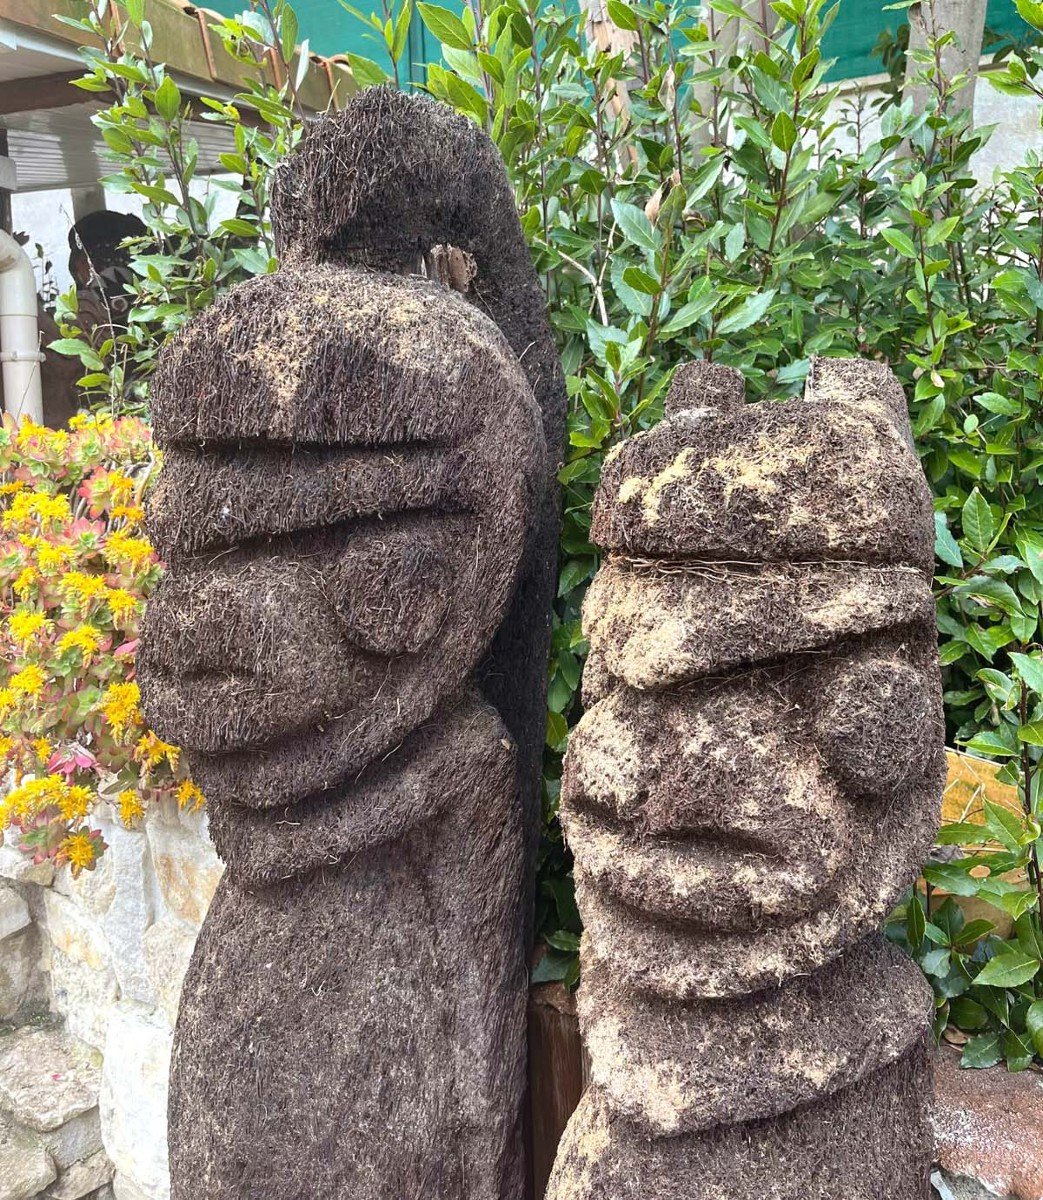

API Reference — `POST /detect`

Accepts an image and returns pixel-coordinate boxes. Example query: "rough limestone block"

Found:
[93,819,155,1005]
[547,359,944,1199]
[935,1176,1016,1200]
[50,846,115,914]
[933,1047,1043,1200]
[141,917,196,1029]
[43,1149,114,1199]
[41,1107,103,1172]
[0,1109,56,1200]
[51,810,155,1005]
[0,1026,100,1133]
[111,1177,152,1200]
[0,844,54,887]
[0,925,46,1020]
[0,884,30,940]
[41,893,118,1052]
[99,1003,172,1200]
[48,811,156,1008]
[136,87,565,1200]
[143,807,222,931]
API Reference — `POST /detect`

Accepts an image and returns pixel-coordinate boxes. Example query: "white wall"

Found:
[828,71,1043,181]
[11,179,240,300]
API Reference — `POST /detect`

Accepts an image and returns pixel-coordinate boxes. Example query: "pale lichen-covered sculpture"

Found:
[138,88,564,1199]
[547,358,945,1199]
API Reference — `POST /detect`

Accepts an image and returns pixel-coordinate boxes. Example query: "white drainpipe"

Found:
[0,229,43,423]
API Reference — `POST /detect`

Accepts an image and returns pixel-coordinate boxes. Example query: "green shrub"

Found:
[52,0,301,411]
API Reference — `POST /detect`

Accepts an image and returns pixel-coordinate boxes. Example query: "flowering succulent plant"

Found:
[0,413,201,875]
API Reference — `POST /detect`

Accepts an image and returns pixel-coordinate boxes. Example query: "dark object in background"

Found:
[138,88,564,1200]
[67,209,146,343]
[547,358,945,1199]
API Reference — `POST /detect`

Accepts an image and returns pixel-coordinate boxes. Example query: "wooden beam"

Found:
[0,71,83,116]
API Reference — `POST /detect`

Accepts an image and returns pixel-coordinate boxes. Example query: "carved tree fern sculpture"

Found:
[547,358,945,1200]
[139,89,564,1199]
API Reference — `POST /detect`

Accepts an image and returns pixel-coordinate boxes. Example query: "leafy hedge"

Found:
[36,0,1043,1066]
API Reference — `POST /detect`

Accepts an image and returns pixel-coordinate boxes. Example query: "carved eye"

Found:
[328,530,452,656]
[810,652,940,800]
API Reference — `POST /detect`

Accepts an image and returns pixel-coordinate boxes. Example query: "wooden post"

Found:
[0,131,13,235]
[904,0,988,122]
[528,983,587,1200]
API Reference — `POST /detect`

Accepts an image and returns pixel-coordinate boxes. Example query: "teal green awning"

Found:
[821,0,1030,81]
[202,0,434,79]
[201,0,1030,83]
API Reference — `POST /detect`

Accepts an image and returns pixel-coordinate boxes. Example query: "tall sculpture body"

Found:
[547,358,945,1198]
[138,89,564,1199]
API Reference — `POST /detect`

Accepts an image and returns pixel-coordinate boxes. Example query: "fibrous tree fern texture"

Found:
[138,87,564,1200]
[547,358,945,1200]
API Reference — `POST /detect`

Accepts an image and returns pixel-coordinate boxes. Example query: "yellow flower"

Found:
[60,829,98,874]
[104,532,155,572]
[174,779,204,811]
[10,664,46,696]
[9,610,50,646]
[105,588,139,621]
[14,417,46,447]
[2,490,70,530]
[102,681,142,738]
[61,571,108,608]
[0,689,16,718]
[5,774,65,819]
[59,785,93,822]
[0,736,13,760]
[37,544,73,574]
[13,567,38,597]
[58,624,102,659]
[136,731,179,771]
[0,480,25,496]
[17,534,43,551]
[32,737,52,763]
[110,504,146,527]
[14,420,68,457]
[118,789,145,826]
[107,472,135,502]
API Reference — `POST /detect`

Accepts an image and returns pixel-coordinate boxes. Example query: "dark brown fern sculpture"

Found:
[138,88,564,1199]
[547,357,944,1200]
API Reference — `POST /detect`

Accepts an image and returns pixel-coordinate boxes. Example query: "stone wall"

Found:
[0,800,223,1200]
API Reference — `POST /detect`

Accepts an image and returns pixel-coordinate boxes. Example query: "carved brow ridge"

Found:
[152,441,469,558]
[160,435,454,454]
[193,508,472,566]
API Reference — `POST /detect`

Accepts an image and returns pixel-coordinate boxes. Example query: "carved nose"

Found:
[138,559,361,754]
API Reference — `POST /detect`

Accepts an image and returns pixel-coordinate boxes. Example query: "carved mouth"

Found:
[563,803,850,933]
[139,667,331,755]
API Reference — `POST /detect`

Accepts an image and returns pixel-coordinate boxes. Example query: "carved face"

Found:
[139,266,544,811]
[563,359,944,1000]
[564,622,943,999]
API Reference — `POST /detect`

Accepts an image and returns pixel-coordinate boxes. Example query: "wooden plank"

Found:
[0,71,82,115]
[528,983,586,1200]
[0,0,354,111]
